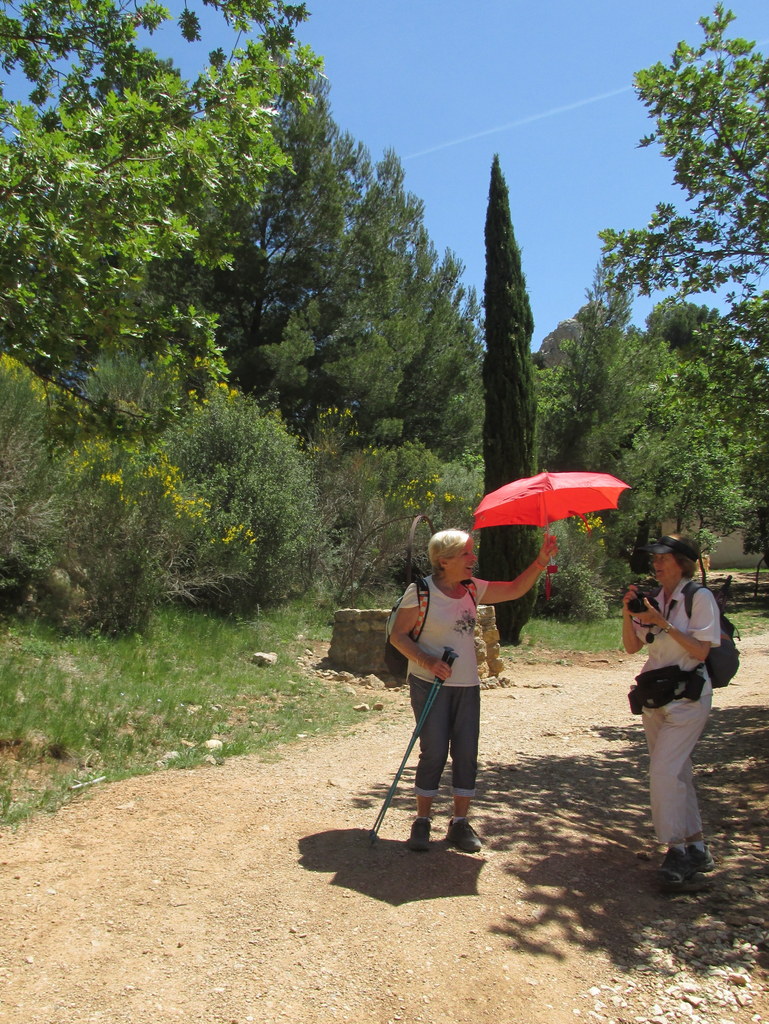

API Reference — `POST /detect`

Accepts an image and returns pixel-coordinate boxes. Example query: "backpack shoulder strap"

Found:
[462,578,478,606]
[681,580,702,619]
[410,576,430,641]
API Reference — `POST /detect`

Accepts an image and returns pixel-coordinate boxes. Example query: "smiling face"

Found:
[440,539,477,580]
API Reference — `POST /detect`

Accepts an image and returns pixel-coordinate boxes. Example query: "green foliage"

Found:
[644,299,723,354]
[536,281,756,573]
[597,7,769,568]
[162,386,317,609]
[478,155,538,643]
[600,4,769,350]
[0,357,62,605]
[0,0,320,421]
[537,266,640,473]
[533,518,618,622]
[304,409,483,603]
[151,80,483,456]
[57,440,186,632]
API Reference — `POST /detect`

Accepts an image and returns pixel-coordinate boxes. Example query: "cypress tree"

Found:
[477,155,538,644]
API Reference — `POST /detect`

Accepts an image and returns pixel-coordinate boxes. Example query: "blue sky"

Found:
[291,1,768,348]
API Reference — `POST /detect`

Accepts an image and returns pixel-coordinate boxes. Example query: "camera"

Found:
[627,589,659,614]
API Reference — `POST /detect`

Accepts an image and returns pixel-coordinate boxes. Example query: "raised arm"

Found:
[481,533,558,604]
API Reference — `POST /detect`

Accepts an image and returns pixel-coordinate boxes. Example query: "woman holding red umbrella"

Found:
[390,527,557,853]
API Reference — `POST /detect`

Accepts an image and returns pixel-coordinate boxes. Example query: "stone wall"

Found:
[328,604,504,681]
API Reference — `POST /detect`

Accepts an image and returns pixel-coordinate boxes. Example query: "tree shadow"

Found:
[297,825,486,906]
[335,702,769,969]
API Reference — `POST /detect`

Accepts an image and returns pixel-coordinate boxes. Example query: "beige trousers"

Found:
[642,691,712,846]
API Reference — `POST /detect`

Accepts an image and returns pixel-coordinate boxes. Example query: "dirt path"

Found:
[1,633,768,1024]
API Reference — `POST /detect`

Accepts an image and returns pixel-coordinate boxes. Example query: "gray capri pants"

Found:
[408,677,481,797]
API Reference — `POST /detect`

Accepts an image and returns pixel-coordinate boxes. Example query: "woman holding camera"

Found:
[621,534,721,887]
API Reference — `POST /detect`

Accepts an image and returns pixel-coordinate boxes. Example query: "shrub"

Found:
[162,386,317,610]
[533,516,612,621]
[56,441,178,632]
[306,410,484,602]
[0,357,62,609]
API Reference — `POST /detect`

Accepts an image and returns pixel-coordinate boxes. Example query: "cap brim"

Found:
[640,536,698,561]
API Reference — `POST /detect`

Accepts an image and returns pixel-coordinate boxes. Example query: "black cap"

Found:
[640,535,699,561]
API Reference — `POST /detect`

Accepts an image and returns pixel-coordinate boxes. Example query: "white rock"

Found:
[204,739,223,751]
[251,651,278,666]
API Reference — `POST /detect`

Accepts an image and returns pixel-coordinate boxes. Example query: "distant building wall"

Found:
[709,531,761,569]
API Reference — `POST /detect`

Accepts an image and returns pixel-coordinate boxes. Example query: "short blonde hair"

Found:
[428,529,471,570]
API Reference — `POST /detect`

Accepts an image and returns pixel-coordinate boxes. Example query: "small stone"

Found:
[251,651,278,666]
[204,739,223,751]
[353,703,370,712]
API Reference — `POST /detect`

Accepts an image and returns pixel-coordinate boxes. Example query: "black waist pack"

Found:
[628,664,705,714]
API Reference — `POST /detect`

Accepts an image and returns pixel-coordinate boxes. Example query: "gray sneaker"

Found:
[659,846,694,885]
[446,817,482,853]
[686,843,715,873]
[407,817,431,851]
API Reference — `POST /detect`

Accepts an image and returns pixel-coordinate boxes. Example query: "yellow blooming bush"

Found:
[59,426,263,631]
[161,387,317,610]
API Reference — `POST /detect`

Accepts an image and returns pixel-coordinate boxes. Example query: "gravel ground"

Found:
[1,627,767,1024]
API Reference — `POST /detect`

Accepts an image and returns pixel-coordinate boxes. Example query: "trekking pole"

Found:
[369,647,457,845]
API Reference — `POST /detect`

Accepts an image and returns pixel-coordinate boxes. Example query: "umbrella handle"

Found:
[542,528,558,600]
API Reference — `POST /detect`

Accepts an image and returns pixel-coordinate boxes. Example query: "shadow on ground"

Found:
[300,701,768,972]
[297,826,486,905]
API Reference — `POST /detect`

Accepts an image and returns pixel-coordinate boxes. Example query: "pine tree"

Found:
[477,155,538,644]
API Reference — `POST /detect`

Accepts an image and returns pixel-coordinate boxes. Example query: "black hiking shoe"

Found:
[659,846,695,885]
[407,817,431,851]
[686,844,715,873]
[446,817,482,853]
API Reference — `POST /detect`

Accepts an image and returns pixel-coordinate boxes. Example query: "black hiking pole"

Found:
[368,647,457,845]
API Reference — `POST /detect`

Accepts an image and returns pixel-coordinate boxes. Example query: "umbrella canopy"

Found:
[473,470,630,530]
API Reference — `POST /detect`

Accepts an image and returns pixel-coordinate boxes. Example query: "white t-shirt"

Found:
[633,579,721,694]
[398,576,489,687]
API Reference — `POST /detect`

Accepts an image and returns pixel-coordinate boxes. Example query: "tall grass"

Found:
[0,602,352,825]
[516,616,623,654]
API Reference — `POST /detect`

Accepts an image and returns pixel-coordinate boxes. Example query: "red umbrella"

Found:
[473,470,631,530]
[473,471,631,599]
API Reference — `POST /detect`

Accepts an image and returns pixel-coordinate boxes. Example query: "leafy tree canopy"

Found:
[147,80,484,456]
[0,0,319,412]
[600,5,769,348]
